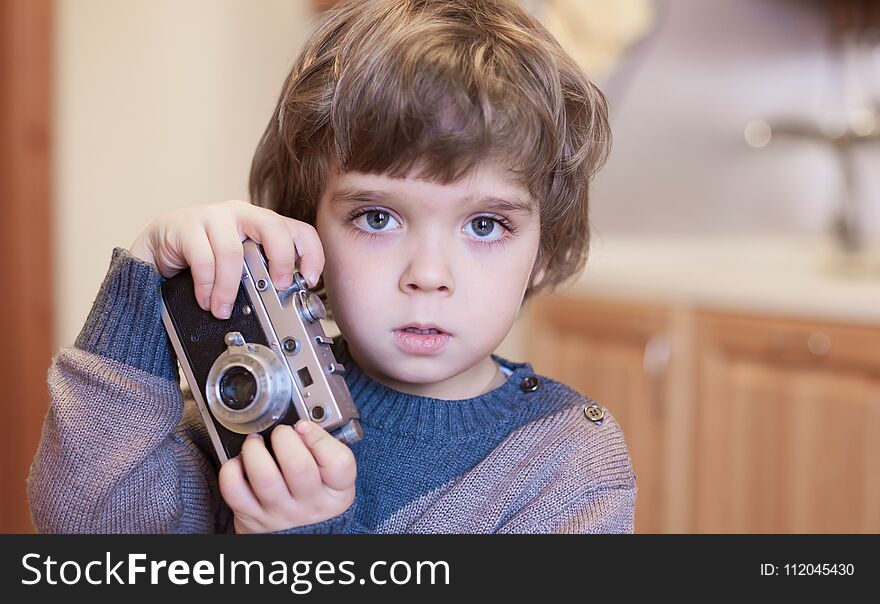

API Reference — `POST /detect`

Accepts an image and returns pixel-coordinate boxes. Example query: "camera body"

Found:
[160,239,362,463]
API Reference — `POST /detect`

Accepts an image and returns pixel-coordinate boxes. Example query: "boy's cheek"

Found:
[318,259,368,303]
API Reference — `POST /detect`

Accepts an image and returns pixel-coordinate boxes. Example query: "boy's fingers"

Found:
[204,218,244,320]
[294,421,357,491]
[270,424,322,500]
[237,207,299,289]
[282,219,325,288]
[218,456,261,516]
[239,433,292,509]
[179,226,216,312]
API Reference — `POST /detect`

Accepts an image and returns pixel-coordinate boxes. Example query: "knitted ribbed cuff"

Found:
[270,504,356,535]
[74,247,177,381]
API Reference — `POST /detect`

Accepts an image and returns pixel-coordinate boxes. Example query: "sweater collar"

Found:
[332,336,539,440]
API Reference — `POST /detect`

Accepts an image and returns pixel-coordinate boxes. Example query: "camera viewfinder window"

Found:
[297,366,314,389]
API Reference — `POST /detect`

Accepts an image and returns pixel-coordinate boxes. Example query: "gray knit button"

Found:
[520,376,540,392]
[584,404,605,422]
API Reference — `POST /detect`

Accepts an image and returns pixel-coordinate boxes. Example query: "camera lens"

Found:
[218,366,258,410]
[206,340,294,434]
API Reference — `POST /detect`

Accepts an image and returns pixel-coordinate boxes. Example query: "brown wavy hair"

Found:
[249,0,611,314]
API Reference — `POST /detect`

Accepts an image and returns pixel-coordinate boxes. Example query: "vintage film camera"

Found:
[160,239,362,463]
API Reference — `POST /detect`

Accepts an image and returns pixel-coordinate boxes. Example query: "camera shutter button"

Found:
[299,292,326,323]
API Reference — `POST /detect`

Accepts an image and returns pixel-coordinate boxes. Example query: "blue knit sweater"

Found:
[28,248,637,533]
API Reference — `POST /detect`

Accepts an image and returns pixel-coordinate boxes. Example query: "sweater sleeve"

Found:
[495,402,637,535]
[27,248,228,533]
[497,482,636,534]
[269,503,359,535]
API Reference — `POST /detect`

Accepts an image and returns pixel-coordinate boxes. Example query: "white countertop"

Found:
[559,234,880,325]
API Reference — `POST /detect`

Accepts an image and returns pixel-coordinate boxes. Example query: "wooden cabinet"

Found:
[694,312,880,533]
[526,295,880,533]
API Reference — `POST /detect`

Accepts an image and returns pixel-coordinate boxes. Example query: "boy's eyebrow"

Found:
[330,187,401,207]
[329,187,536,215]
[467,194,536,216]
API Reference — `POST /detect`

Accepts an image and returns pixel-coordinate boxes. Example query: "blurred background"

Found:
[1,0,878,533]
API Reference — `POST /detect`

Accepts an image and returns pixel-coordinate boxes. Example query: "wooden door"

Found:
[0,0,53,533]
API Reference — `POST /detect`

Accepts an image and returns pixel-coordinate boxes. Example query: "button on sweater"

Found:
[27,248,637,534]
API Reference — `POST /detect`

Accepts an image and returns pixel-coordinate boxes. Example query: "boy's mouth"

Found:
[395,323,450,336]
[392,325,452,355]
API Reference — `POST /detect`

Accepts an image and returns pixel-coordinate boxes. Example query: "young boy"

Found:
[28,0,636,534]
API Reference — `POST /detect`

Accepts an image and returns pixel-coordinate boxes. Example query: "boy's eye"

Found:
[354,210,399,231]
[468,217,501,239]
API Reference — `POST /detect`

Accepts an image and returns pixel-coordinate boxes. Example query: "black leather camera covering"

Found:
[161,269,301,459]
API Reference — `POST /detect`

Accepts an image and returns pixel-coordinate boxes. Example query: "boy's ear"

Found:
[530,265,546,288]
[526,266,547,290]
[529,249,546,289]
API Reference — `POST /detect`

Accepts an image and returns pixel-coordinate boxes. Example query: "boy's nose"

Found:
[398,239,454,295]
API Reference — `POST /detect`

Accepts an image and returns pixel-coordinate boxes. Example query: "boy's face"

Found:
[314,161,543,400]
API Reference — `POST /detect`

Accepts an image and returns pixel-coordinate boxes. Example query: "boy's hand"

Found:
[130,200,324,319]
[218,421,357,534]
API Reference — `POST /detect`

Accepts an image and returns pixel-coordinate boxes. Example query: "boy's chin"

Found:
[352,334,493,379]
[373,347,462,380]
[384,350,455,373]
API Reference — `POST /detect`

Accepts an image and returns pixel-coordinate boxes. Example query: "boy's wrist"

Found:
[129,234,157,268]
[74,247,178,381]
